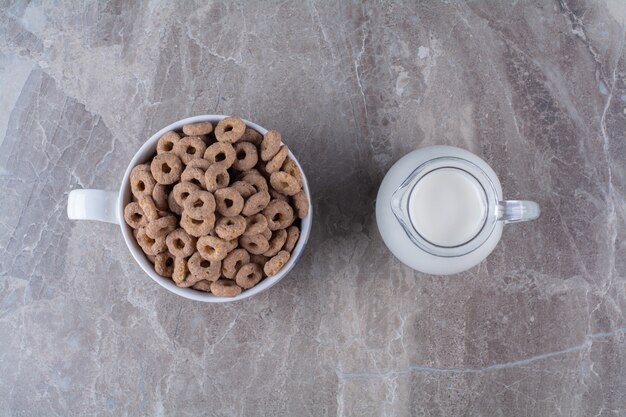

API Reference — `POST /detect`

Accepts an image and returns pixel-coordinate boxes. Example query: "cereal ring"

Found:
[266,145,289,174]
[124,202,147,229]
[183,190,215,219]
[284,226,300,252]
[263,229,288,257]
[172,181,201,206]
[168,192,183,215]
[152,184,170,210]
[240,127,263,145]
[181,166,207,189]
[264,250,291,277]
[260,130,281,161]
[183,121,213,136]
[146,215,178,238]
[222,248,250,279]
[214,187,244,217]
[235,263,263,289]
[176,279,195,288]
[204,165,230,192]
[239,234,270,255]
[244,213,268,236]
[282,158,303,187]
[151,152,183,185]
[203,142,236,168]
[136,228,167,255]
[241,173,268,192]
[172,257,190,285]
[197,236,229,262]
[270,171,301,196]
[181,212,215,237]
[242,190,271,216]
[263,200,295,230]
[210,279,242,297]
[215,117,246,143]
[292,190,309,219]
[138,195,159,221]
[154,251,175,277]
[192,280,212,292]
[215,215,246,240]
[188,251,221,282]
[130,165,156,199]
[166,228,197,258]
[269,187,288,202]
[174,136,207,165]
[261,227,272,240]
[231,181,256,199]
[225,238,239,252]
[187,158,211,170]
[250,254,268,267]
[157,131,181,154]
[232,142,258,171]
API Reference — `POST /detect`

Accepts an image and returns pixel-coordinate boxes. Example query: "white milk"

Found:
[408,168,486,247]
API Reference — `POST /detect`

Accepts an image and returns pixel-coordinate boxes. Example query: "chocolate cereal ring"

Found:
[240,127,263,145]
[124,202,147,229]
[235,263,263,289]
[136,228,167,255]
[263,229,288,257]
[151,152,183,185]
[231,181,256,199]
[192,280,212,292]
[188,251,221,282]
[181,166,207,189]
[157,131,181,154]
[261,227,272,240]
[166,228,197,258]
[282,158,303,187]
[130,165,156,199]
[214,187,244,217]
[172,257,190,285]
[266,145,289,174]
[242,190,271,216]
[181,212,215,237]
[270,171,301,196]
[284,226,300,252]
[183,121,213,136]
[168,192,183,215]
[172,181,201,206]
[210,279,242,297]
[154,251,175,277]
[215,215,246,240]
[204,142,236,168]
[152,184,170,210]
[232,142,258,171]
[222,248,250,279]
[183,190,215,219]
[204,165,230,192]
[241,173,268,192]
[264,250,291,277]
[138,195,159,221]
[269,187,288,202]
[215,117,246,143]
[174,136,207,165]
[260,130,281,161]
[292,190,309,219]
[187,158,211,170]
[146,215,178,239]
[239,234,270,255]
[197,236,229,262]
[244,213,268,236]
[263,200,295,231]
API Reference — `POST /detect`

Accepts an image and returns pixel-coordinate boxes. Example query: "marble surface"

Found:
[1,0,625,415]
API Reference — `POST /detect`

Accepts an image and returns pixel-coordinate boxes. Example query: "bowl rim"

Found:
[118,115,312,302]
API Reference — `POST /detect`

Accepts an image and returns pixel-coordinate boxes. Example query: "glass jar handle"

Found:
[498,200,540,224]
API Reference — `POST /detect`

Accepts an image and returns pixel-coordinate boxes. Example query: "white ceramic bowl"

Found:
[68,115,312,302]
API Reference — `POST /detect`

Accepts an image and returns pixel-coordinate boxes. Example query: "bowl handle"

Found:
[67,189,120,224]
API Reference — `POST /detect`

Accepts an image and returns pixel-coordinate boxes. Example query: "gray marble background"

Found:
[1,0,625,416]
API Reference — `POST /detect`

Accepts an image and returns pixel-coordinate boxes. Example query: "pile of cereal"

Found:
[123,117,308,297]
